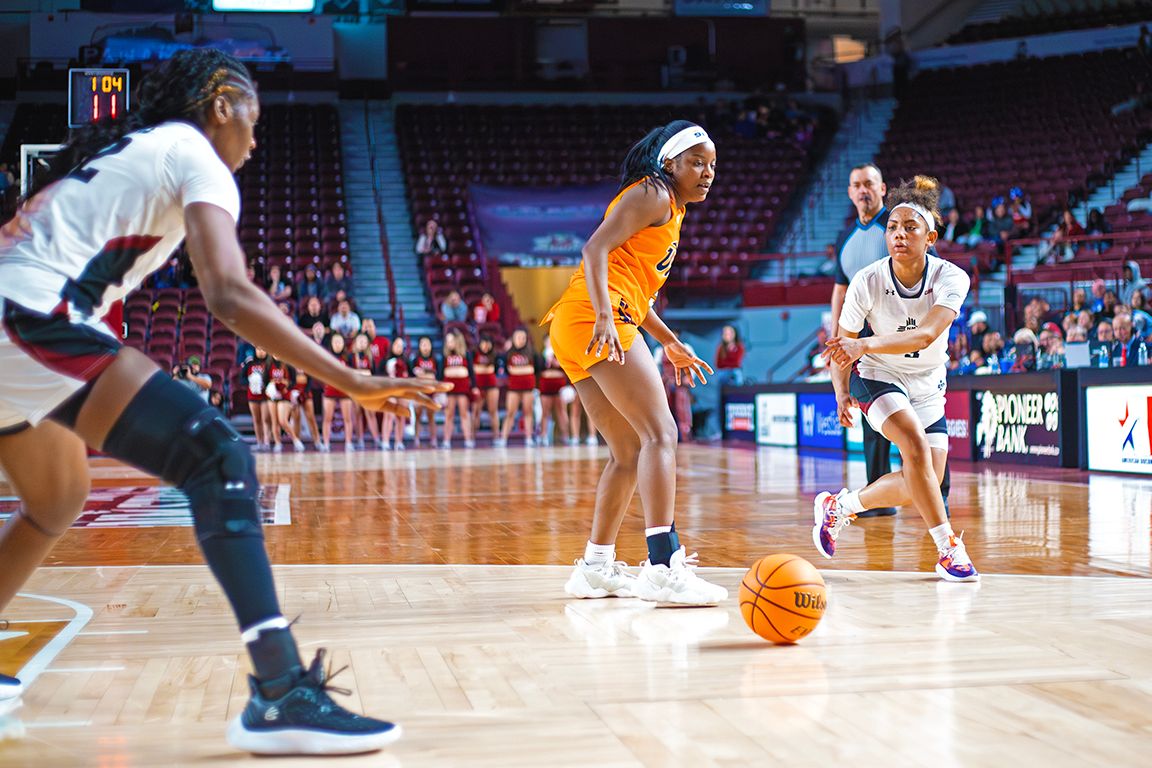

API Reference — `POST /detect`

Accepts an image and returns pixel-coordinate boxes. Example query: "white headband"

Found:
[891,202,936,229]
[658,126,711,164]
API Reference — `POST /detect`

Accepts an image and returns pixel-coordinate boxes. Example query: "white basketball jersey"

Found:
[839,255,969,376]
[0,121,239,319]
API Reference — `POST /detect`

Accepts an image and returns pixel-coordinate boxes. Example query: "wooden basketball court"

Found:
[2,444,1150,766]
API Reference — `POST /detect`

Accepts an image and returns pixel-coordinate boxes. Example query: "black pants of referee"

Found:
[861,418,951,518]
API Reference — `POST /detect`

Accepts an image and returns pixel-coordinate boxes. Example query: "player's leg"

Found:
[586,343,727,605]
[441,395,457,448]
[858,419,896,517]
[339,399,355,449]
[248,399,266,450]
[501,391,521,442]
[564,377,641,599]
[0,422,90,616]
[69,348,402,752]
[321,397,336,451]
[521,390,536,446]
[538,395,554,445]
[303,398,321,449]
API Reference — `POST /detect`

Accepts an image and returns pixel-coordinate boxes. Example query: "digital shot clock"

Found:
[68,68,131,128]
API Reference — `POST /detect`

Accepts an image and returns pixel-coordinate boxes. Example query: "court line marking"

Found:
[25,720,92,729]
[14,593,93,688]
[42,666,125,674]
[77,630,148,636]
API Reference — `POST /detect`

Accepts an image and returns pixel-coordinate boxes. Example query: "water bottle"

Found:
[1139,343,1149,367]
[1097,346,1110,368]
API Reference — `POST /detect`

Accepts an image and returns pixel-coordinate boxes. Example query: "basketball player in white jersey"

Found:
[0,49,448,753]
[812,176,979,582]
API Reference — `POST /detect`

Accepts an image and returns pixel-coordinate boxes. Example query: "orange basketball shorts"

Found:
[544,298,640,384]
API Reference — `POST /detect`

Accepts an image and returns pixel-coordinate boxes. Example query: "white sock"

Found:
[838,490,865,515]
[644,525,672,537]
[929,523,955,551]
[583,541,615,565]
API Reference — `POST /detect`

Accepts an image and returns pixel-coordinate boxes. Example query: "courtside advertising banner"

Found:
[755,393,796,447]
[797,392,843,450]
[974,389,1061,466]
[1086,385,1152,475]
[723,393,756,442]
[469,183,616,264]
[945,390,974,461]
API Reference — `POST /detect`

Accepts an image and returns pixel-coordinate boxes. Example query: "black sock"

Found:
[246,628,303,698]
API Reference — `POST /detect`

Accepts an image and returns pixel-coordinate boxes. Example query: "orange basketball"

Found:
[739,554,827,644]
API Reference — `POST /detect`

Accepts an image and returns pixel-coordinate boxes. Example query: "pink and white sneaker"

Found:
[812,489,856,560]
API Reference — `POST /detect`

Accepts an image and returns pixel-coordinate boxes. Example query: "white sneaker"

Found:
[525,436,537,447]
[493,438,506,448]
[584,436,598,446]
[464,439,476,449]
[564,559,636,599]
[293,439,305,453]
[394,442,405,452]
[633,548,728,606]
[272,441,282,454]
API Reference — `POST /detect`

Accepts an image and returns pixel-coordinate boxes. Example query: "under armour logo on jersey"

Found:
[884,289,896,295]
[897,317,918,332]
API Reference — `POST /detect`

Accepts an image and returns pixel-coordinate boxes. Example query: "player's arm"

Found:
[185,203,447,414]
[826,306,959,366]
[830,283,848,338]
[829,328,858,427]
[581,183,670,362]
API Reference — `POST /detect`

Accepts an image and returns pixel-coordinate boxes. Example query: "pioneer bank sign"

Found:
[975,390,1061,466]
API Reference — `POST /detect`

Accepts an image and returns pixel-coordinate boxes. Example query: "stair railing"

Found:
[362,99,402,338]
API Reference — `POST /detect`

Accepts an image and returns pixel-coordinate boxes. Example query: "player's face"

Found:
[667,142,716,204]
[209,94,259,172]
[886,207,938,262]
[848,168,885,217]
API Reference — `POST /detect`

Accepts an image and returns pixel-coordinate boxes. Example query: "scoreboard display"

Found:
[68,68,131,128]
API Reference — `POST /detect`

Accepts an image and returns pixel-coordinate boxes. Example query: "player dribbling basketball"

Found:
[813,175,979,583]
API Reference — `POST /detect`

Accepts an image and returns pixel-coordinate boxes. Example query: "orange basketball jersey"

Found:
[549,180,685,327]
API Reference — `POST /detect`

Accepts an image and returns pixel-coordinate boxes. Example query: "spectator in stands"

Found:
[981,331,1006,373]
[966,310,989,352]
[330,298,361,337]
[153,257,185,289]
[988,201,1015,244]
[471,292,501,326]
[439,290,468,324]
[324,262,353,298]
[309,320,329,348]
[960,206,987,247]
[1130,291,1151,330]
[1040,210,1084,265]
[940,208,968,244]
[1121,261,1148,306]
[1067,326,1088,343]
[382,337,410,451]
[1099,290,1119,321]
[714,325,745,386]
[295,264,325,301]
[266,264,292,303]
[1069,287,1089,316]
[1093,320,1115,346]
[298,295,329,331]
[1008,328,1038,372]
[1111,313,1148,366]
[938,184,956,215]
[957,349,984,376]
[1090,279,1107,313]
[176,355,213,401]
[209,389,226,413]
[1009,187,1032,233]
[1085,208,1111,253]
[415,218,447,260]
[361,318,390,363]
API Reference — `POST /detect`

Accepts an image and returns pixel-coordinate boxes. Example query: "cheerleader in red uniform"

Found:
[350,332,383,450]
[288,370,320,450]
[410,336,441,447]
[321,334,355,452]
[471,335,501,445]
[499,328,542,447]
[538,334,571,446]
[439,329,476,449]
[266,356,304,453]
[241,347,273,451]
[383,337,410,450]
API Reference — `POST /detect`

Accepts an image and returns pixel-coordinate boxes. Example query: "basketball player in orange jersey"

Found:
[545,120,726,605]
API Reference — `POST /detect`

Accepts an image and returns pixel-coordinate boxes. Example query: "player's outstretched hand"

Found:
[587,316,625,365]
[822,336,867,368]
[663,340,714,388]
[345,376,452,416]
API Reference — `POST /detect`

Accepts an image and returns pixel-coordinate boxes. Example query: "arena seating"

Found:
[396,103,820,320]
[876,48,1152,230]
[946,3,1152,45]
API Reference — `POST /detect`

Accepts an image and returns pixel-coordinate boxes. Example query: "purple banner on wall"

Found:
[469,184,615,266]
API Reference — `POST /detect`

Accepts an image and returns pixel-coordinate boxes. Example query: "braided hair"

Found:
[618,118,699,196]
[27,48,255,200]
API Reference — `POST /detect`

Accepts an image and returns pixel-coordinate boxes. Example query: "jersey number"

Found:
[66,136,133,183]
[655,242,678,275]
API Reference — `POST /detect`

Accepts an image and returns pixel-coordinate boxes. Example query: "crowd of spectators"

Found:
[950,274,1150,375]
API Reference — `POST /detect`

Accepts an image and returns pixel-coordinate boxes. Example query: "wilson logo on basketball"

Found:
[794,591,826,611]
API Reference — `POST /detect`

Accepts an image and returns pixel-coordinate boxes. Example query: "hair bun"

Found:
[912,175,940,192]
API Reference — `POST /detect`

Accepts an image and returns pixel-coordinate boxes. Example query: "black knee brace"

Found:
[101,372,262,543]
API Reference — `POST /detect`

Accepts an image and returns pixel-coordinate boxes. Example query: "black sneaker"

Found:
[226,649,401,755]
